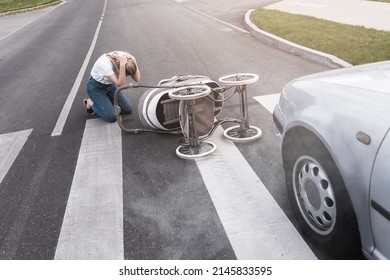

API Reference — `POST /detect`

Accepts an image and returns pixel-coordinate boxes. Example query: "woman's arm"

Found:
[132,60,141,82]
[107,55,127,86]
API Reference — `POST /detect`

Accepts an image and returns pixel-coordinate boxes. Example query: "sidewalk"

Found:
[244,0,390,68]
[265,0,390,31]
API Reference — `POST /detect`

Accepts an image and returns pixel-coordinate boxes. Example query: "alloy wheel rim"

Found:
[292,155,337,236]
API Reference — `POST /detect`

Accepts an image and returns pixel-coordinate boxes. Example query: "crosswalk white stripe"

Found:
[253,93,281,114]
[53,92,302,260]
[55,119,124,260]
[0,129,32,185]
[195,127,317,259]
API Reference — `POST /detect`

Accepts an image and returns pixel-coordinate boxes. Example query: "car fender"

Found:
[280,84,389,255]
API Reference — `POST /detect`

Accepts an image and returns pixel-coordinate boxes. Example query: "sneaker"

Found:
[83,99,95,115]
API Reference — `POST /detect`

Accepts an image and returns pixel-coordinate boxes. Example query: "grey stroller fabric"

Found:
[138,75,222,136]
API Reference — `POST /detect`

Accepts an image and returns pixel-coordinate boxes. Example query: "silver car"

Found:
[273,61,390,259]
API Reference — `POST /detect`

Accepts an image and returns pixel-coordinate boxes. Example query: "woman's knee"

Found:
[102,113,117,122]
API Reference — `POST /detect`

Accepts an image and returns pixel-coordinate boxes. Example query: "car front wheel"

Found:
[285,138,361,259]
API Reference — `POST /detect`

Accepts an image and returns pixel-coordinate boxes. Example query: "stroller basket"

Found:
[138,75,222,134]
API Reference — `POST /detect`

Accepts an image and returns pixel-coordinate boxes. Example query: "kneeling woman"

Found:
[84,51,141,122]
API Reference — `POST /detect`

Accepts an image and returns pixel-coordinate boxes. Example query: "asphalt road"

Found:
[0,0,360,260]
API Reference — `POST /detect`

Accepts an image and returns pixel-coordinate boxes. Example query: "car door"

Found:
[370,128,390,259]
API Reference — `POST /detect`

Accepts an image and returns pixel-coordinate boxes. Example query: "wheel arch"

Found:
[281,125,362,217]
[282,126,330,168]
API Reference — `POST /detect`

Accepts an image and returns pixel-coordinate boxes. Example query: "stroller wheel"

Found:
[223,125,262,142]
[168,85,211,100]
[218,73,259,86]
[176,141,216,159]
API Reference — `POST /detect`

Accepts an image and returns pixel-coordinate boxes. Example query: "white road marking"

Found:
[54,91,299,259]
[0,129,32,184]
[172,0,249,34]
[51,0,108,137]
[253,93,281,114]
[55,119,124,259]
[195,128,316,259]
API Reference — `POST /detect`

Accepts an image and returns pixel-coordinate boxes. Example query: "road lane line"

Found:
[195,127,317,259]
[0,129,32,185]
[55,119,123,259]
[253,93,281,114]
[51,0,108,137]
[171,0,249,34]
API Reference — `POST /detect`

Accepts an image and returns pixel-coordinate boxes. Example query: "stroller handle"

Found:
[113,83,182,135]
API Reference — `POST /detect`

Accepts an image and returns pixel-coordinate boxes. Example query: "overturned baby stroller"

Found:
[114,73,262,159]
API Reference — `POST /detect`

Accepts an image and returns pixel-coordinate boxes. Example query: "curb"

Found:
[244,9,352,69]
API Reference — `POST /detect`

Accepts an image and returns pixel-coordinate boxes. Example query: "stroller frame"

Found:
[114,73,262,159]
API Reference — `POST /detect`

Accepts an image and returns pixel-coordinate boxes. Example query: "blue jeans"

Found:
[86,77,132,122]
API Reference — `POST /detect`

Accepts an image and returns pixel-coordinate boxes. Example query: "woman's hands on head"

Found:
[118,55,127,66]
[107,51,141,84]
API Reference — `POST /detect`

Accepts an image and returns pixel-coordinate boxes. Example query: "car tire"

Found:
[284,137,361,259]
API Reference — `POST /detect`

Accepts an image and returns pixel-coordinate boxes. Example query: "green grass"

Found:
[0,0,59,14]
[250,8,390,65]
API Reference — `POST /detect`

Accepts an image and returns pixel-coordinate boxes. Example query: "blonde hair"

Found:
[124,56,137,76]
[107,51,137,77]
